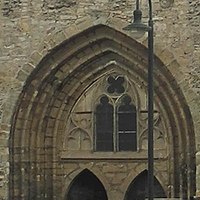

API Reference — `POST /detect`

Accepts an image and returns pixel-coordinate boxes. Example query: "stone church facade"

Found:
[0,0,200,199]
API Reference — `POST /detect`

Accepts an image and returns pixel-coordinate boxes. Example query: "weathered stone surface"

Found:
[0,0,199,199]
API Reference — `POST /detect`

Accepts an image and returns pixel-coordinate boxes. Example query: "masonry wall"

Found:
[0,0,199,199]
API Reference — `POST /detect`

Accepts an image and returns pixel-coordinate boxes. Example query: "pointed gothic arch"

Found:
[9,24,196,199]
[124,170,166,200]
[65,169,108,200]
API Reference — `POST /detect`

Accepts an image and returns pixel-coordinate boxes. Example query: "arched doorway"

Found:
[66,169,108,200]
[125,170,166,200]
[9,24,196,199]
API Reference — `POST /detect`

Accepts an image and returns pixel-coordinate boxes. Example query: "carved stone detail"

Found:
[66,128,92,151]
[71,113,92,130]
[139,111,166,150]
[63,72,167,153]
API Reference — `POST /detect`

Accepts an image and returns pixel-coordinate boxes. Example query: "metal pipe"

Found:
[147,0,154,199]
[123,0,154,198]
[148,0,153,20]
[136,0,139,9]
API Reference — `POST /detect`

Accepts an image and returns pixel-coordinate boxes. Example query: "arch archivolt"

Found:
[17,17,199,152]
[17,17,199,160]
[10,21,196,199]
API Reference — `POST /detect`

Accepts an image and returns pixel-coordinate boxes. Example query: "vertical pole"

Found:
[148,0,154,199]
[136,0,139,9]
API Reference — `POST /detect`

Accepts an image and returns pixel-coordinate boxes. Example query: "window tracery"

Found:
[62,72,166,156]
[95,75,137,152]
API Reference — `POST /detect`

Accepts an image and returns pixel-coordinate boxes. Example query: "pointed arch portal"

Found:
[9,24,196,199]
[125,170,166,200]
[66,169,108,200]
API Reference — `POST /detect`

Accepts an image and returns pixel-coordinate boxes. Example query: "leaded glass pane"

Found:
[95,96,113,151]
[117,95,137,151]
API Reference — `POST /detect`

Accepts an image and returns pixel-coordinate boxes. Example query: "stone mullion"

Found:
[113,102,118,152]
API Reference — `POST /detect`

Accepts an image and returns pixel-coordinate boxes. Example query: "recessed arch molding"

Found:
[9,24,195,199]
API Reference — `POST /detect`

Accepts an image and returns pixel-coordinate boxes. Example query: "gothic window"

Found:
[117,95,137,151]
[95,75,137,152]
[95,96,114,151]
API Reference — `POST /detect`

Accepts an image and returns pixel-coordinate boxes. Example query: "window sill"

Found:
[60,150,167,162]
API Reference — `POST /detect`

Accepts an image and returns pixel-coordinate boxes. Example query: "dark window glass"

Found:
[117,95,137,151]
[95,96,113,151]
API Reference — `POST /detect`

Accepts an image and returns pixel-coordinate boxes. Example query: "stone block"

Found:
[53,31,67,46]
[16,70,28,82]
[22,63,35,74]
[30,51,43,66]
[159,48,175,66]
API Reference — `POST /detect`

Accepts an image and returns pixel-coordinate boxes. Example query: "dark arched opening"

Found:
[66,169,108,200]
[125,170,166,200]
